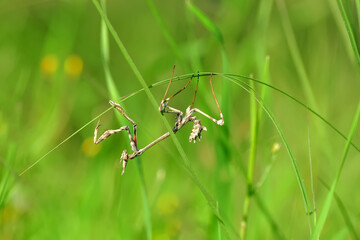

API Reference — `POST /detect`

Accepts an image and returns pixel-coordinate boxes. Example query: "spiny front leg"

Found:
[94,120,131,144]
[109,100,138,151]
[94,120,137,175]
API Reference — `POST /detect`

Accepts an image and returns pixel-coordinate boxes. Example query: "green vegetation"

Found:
[1,0,359,239]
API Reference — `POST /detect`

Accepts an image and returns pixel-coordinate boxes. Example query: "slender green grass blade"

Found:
[17,74,190,176]
[99,0,152,238]
[241,57,271,238]
[185,3,231,239]
[92,1,234,238]
[254,195,286,240]
[319,179,360,240]
[307,1,360,238]
[186,0,224,45]
[19,106,113,176]
[145,0,190,72]
[258,56,271,121]
[0,143,16,210]
[223,73,360,153]
[101,13,120,103]
[275,0,317,109]
[185,8,203,71]
[136,158,152,240]
[222,74,314,229]
[19,72,360,177]
[337,0,360,69]
[240,78,258,239]
[356,0,360,30]
[307,112,317,227]
[185,0,229,72]
[310,99,360,239]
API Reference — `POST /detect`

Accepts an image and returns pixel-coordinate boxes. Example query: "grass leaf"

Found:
[145,0,190,71]
[319,179,360,240]
[222,74,314,231]
[337,0,360,68]
[310,99,360,239]
[99,0,152,238]
[92,0,235,238]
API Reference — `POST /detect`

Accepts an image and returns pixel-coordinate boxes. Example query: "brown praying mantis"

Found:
[94,67,224,175]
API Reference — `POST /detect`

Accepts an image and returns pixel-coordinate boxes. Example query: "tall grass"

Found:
[186,3,232,239]
[310,0,360,238]
[2,1,360,239]
[92,0,235,238]
[99,0,152,238]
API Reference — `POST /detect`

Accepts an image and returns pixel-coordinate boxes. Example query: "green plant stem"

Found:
[307,112,317,228]
[319,179,360,240]
[223,75,314,230]
[18,72,360,177]
[311,98,360,239]
[145,0,190,72]
[99,1,152,238]
[92,1,234,238]
[337,0,360,69]
[185,4,232,239]
[240,79,258,240]
[275,0,317,109]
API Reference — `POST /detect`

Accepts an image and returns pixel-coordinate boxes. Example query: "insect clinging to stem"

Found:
[94,66,224,175]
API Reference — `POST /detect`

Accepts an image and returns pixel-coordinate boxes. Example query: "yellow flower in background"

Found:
[81,137,101,157]
[64,54,83,78]
[41,54,58,75]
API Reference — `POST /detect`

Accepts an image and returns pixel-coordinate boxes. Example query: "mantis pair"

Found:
[94,67,224,175]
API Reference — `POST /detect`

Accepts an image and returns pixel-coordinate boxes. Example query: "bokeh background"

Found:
[1,0,360,239]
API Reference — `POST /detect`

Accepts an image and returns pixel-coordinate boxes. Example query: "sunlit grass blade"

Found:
[337,0,360,68]
[307,112,317,227]
[223,73,360,153]
[19,72,360,177]
[145,0,190,71]
[319,179,360,240]
[99,0,152,238]
[275,0,317,109]
[92,1,235,238]
[357,0,360,30]
[185,2,231,239]
[185,0,224,45]
[0,143,16,210]
[100,10,121,106]
[275,0,340,176]
[240,78,258,239]
[241,57,271,239]
[185,0,229,72]
[254,195,286,240]
[222,74,314,229]
[136,157,152,240]
[19,106,113,176]
[310,99,360,239]
[16,74,193,176]
[306,1,360,238]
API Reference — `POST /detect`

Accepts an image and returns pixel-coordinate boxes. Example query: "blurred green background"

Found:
[1,0,360,239]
